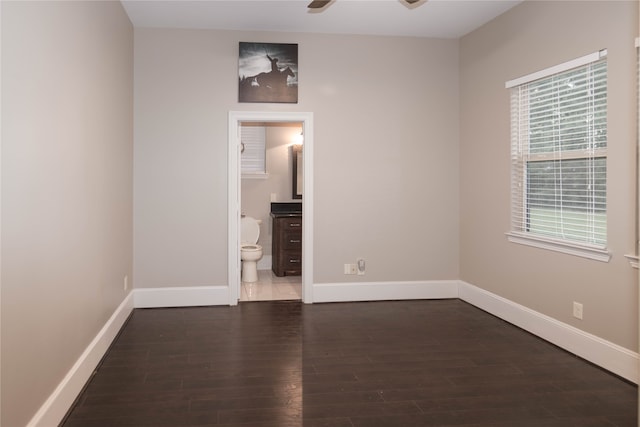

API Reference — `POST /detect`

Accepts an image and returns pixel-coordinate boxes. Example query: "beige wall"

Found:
[0,2,637,424]
[1,2,133,425]
[460,1,638,350]
[134,29,460,288]
[1,1,636,424]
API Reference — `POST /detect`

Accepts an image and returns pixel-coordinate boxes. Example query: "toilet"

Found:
[240,216,263,283]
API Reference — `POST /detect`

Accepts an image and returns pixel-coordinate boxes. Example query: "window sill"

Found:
[241,172,269,180]
[505,232,611,262]
[624,254,639,269]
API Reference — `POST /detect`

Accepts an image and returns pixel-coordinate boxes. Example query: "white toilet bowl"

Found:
[240,216,263,283]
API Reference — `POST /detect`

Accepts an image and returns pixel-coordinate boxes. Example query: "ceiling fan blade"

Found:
[308,0,331,9]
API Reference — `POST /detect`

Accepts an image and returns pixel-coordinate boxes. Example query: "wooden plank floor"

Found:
[61,300,637,426]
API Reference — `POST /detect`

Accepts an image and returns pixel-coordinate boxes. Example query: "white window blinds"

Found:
[508,52,608,248]
[241,125,266,175]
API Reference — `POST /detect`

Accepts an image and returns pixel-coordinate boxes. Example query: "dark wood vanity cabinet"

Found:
[271,215,302,277]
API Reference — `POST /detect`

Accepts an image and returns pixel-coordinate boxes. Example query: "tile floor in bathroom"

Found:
[240,269,302,301]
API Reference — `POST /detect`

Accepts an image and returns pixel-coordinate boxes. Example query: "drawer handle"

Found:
[289,239,301,243]
[289,223,301,227]
[289,259,301,263]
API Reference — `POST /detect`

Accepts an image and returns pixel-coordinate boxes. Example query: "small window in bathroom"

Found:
[241,124,267,178]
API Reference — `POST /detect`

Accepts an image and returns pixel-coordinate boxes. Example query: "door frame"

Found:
[228,111,314,305]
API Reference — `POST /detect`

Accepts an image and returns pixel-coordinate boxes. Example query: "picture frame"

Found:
[238,42,298,103]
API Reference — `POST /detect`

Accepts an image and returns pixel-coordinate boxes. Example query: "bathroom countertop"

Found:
[270,202,302,217]
[270,212,302,218]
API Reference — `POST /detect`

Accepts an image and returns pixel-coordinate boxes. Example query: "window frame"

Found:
[628,37,640,268]
[240,124,269,179]
[505,50,611,262]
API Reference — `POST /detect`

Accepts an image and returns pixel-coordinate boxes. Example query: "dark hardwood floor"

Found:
[62,300,637,427]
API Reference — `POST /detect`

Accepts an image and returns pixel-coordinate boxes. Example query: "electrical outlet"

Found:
[573,302,583,320]
[357,258,365,275]
[124,275,128,291]
[344,264,357,275]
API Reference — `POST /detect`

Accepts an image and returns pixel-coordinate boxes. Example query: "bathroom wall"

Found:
[241,123,303,263]
[1,2,134,425]
[459,0,638,351]
[133,29,460,289]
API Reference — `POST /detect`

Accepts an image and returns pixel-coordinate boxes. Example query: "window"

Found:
[241,124,267,177]
[636,38,640,264]
[628,38,640,268]
[506,50,609,261]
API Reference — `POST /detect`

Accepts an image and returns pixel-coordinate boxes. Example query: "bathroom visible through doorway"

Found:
[227,111,314,305]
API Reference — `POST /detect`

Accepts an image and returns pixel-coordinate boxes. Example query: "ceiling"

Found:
[121,0,523,39]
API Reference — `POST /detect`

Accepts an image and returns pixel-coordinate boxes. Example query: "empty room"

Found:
[2,0,639,426]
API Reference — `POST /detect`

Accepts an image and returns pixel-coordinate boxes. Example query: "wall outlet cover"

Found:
[573,302,583,320]
[344,264,357,275]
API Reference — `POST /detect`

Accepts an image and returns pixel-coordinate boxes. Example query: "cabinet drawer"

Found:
[282,232,302,250]
[281,218,302,231]
[283,253,302,266]
[281,252,302,275]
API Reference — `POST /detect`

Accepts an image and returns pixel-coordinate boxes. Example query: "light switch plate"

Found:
[344,264,356,275]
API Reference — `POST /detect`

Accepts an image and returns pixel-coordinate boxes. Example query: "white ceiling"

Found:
[121,0,523,39]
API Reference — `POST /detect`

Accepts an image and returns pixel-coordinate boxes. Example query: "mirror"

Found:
[292,144,302,199]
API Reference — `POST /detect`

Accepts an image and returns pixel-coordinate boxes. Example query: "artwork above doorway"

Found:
[238,42,298,103]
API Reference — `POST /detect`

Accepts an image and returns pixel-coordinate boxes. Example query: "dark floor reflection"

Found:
[63,300,636,427]
[301,300,637,427]
[62,302,302,427]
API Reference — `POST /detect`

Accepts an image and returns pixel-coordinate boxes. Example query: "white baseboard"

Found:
[133,285,229,308]
[29,279,638,427]
[458,281,639,384]
[27,292,135,427]
[312,280,459,303]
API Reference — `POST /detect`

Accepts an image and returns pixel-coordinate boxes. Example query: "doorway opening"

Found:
[240,121,302,302]
[228,111,314,305]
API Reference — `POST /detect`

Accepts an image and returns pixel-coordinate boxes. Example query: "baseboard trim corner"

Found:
[133,285,229,308]
[27,292,135,427]
[458,280,639,384]
[312,280,459,303]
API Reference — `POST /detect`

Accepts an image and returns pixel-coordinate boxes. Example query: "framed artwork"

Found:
[239,42,298,103]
